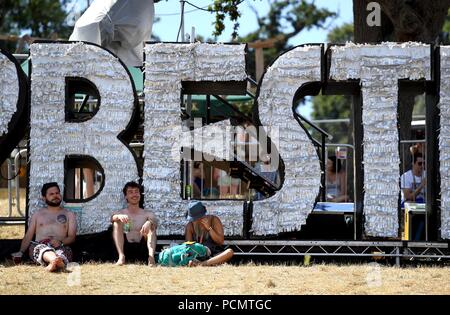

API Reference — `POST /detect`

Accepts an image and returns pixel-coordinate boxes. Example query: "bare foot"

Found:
[188,259,202,267]
[46,257,64,272]
[148,256,156,267]
[115,255,126,266]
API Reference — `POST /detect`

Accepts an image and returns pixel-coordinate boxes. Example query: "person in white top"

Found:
[401,152,426,203]
[69,0,157,67]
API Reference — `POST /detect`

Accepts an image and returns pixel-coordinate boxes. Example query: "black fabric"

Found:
[123,234,148,262]
[210,245,225,257]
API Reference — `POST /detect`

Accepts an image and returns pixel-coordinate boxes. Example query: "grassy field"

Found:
[0,225,24,239]
[0,188,26,239]
[0,188,26,218]
[0,262,449,295]
[1,189,449,295]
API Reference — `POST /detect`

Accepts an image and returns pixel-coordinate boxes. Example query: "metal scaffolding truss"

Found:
[158,240,450,265]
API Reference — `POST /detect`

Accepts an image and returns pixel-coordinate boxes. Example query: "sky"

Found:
[73,0,354,118]
[152,0,353,44]
[152,0,353,118]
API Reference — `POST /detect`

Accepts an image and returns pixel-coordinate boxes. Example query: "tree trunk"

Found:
[377,0,450,42]
[354,0,450,43]
[353,0,393,43]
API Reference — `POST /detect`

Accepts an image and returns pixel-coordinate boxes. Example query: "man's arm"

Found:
[403,188,415,201]
[111,211,128,223]
[18,213,37,253]
[60,212,77,246]
[401,174,414,201]
[140,212,158,235]
[403,177,426,202]
[147,212,158,227]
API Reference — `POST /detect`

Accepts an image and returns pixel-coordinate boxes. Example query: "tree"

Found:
[312,22,353,122]
[1,0,72,38]
[212,0,336,78]
[0,0,74,52]
[440,8,450,44]
[212,0,450,143]
[310,20,353,121]
[311,22,353,141]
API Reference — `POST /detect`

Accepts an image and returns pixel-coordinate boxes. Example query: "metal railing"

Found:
[7,149,27,217]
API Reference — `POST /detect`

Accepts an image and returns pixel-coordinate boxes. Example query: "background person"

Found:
[326,156,348,202]
[213,167,240,198]
[401,152,426,203]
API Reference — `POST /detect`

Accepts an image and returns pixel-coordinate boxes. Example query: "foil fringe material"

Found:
[330,42,431,237]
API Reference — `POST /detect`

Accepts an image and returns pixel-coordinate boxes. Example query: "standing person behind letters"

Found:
[401,152,426,203]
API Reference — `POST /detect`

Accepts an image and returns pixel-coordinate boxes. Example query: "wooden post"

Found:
[248,37,280,82]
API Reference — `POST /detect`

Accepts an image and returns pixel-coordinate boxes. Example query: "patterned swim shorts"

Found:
[29,239,73,266]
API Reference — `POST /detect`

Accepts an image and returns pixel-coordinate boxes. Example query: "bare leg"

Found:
[230,183,239,195]
[146,226,157,266]
[219,186,229,198]
[189,249,234,267]
[205,249,234,266]
[112,221,126,265]
[42,251,64,272]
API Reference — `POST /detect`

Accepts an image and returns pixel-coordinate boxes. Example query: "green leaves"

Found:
[209,0,243,40]
[0,0,72,39]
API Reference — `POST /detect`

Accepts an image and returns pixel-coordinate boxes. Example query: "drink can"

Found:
[185,184,192,200]
[124,220,132,233]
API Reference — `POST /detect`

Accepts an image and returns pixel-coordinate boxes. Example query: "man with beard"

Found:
[12,182,77,272]
[111,181,158,266]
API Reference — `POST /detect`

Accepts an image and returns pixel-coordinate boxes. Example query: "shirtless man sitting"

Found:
[111,181,158,266]
[12,182,77,272]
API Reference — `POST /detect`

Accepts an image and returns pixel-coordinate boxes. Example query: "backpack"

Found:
[158,242,209,266]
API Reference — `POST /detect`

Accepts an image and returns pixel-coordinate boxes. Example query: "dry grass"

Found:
[0,262,449,295]
[0,188,26,218]
[0,225,24,239]
[1,190,449,295]
[0,188,26,239]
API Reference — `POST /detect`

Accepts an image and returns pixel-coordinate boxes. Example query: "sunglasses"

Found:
[416,161,424,166]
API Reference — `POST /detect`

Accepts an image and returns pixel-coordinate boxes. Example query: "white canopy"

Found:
[69,0,155,67]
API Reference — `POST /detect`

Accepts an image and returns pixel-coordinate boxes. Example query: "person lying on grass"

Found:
[12,182,76,272]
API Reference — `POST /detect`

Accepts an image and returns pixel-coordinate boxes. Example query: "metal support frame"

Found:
[352,93,364,241]
[157,240,450,263]
[427,48,440,241]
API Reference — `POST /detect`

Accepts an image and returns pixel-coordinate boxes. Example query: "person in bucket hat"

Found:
[184,201,234,266]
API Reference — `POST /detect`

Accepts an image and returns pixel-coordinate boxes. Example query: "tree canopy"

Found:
[0,0,72,38]
[215,0,336,79]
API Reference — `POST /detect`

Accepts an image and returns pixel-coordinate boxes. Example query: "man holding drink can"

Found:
[111,181,158,266]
